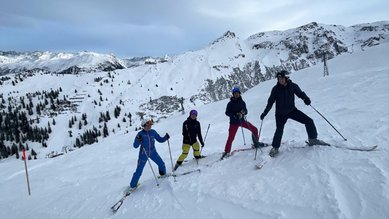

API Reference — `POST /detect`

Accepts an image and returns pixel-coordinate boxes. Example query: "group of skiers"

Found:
[128,70,328,191]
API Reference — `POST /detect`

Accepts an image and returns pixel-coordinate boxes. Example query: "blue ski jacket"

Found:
[133,129,168,157]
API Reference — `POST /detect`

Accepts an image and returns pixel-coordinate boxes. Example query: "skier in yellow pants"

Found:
[174,110,204,171]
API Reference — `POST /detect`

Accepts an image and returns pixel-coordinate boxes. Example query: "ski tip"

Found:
[370,145,379,150]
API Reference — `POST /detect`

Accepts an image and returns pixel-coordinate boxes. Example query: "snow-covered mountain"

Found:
[0,51,126,75]
[0,35,388,219]
[113,21,389,107]
[1,21,389,158]
[1,21,388,89]
[246,21,389,68]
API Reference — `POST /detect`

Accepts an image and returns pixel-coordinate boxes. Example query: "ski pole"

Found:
[239,116,246,145]
[200,124,210,155]
[310,105,347,141]
[141,147,160,187]
[254,120,263,160]
[167,140,177,182]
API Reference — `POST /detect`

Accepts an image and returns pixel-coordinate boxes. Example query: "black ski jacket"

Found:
[182,117,204,145]
[263,79,309,116]
[225,96,247,124]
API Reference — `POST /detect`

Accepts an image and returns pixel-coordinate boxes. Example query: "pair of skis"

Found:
[111,168,201,213]
[157,168,201,178]
[111,187,137,212]
[254,143,378,170]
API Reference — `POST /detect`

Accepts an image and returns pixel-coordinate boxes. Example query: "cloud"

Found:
[1,0,388,57]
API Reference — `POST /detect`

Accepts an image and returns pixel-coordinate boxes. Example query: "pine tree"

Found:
[76,138,81,147]
[31,149,37,159]
[103,123,109,137]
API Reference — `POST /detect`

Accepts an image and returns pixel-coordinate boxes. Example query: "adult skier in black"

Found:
[260,70,328,157]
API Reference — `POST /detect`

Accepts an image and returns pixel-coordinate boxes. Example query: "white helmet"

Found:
[141,118,153,127]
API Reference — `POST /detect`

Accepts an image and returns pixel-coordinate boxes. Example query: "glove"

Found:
[236,112,243,118]
[304,97,311,105]
[165,133,170,140]
[260,113,266,120]
[240,109,247,115]
[201,143,205,148]
[136,134,142,142]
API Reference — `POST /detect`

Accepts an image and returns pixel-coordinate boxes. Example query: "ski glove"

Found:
[165,133,170,140]
[260,113,266,120]
[304,97,311,105]
[136,134,142,142]
[240,109,247,115]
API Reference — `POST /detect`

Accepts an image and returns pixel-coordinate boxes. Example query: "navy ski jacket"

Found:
[225,96,247,124]
[263,79,309,116]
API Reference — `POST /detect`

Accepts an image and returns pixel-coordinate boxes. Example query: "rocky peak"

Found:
[211,31,237,45]
[297,22,319,31]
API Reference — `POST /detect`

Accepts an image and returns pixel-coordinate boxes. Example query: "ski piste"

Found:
[304,141,378,151]
[111,169,200,212]
[158,168,201,178]
[111,186,139,213]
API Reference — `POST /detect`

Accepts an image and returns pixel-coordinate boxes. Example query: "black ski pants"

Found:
[272,109,317,148]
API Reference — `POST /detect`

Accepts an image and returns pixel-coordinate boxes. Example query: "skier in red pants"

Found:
[222,87,260,159]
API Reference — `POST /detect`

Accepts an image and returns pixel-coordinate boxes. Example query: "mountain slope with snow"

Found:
[2,21,388,105]
[0,51,126,75]
[0,41,388,218]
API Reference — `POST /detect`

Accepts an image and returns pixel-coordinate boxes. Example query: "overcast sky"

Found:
[1,0,388,58]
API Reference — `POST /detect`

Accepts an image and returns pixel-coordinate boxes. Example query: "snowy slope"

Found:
[0,42,388,218]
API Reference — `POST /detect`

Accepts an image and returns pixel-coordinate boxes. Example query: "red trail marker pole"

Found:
[22,148,31,195]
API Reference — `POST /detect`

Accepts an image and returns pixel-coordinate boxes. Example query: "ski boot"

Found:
[220,152,230,160]
[124,184,139,195]
[269,147,279,158]
[173,163,180,171]
[307,138,330,146]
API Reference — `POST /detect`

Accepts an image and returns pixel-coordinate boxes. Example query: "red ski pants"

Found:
[224,121,258,153]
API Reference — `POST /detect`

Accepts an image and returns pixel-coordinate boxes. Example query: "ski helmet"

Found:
[190,109,198,116]
[141,118,153,127]
[276,70,288,78]
[232,87,241,94]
